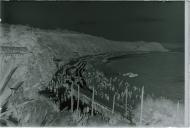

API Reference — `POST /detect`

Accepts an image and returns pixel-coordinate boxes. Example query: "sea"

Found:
[97,51,184,103]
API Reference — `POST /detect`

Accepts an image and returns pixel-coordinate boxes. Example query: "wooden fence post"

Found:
[0,55,4,79]
[91,86,95,116]
[71,84,73,112]
[175,100,180,122]
[125,87,128,116]
[140,86,144,125]
[112,94,116,114]
[77,84,80,112]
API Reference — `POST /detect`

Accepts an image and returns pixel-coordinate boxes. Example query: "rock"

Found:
[123,72,138,78]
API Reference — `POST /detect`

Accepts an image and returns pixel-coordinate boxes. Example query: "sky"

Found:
[1,1,184,49]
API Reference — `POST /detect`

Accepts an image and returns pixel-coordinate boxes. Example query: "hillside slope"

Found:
[0,23,168,89]
[0,24,169,126]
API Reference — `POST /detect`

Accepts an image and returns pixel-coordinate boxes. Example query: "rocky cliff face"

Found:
[0,24,168,126]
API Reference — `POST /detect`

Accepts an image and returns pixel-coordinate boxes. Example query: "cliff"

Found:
[0,24,168,126]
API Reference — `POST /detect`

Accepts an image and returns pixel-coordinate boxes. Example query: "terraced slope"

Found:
[0,24,168,126]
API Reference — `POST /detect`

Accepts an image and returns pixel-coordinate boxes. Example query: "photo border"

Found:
[185,0,189,126]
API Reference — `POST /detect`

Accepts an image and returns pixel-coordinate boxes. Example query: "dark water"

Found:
[1,1,184,45]
[98,52,184,102]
